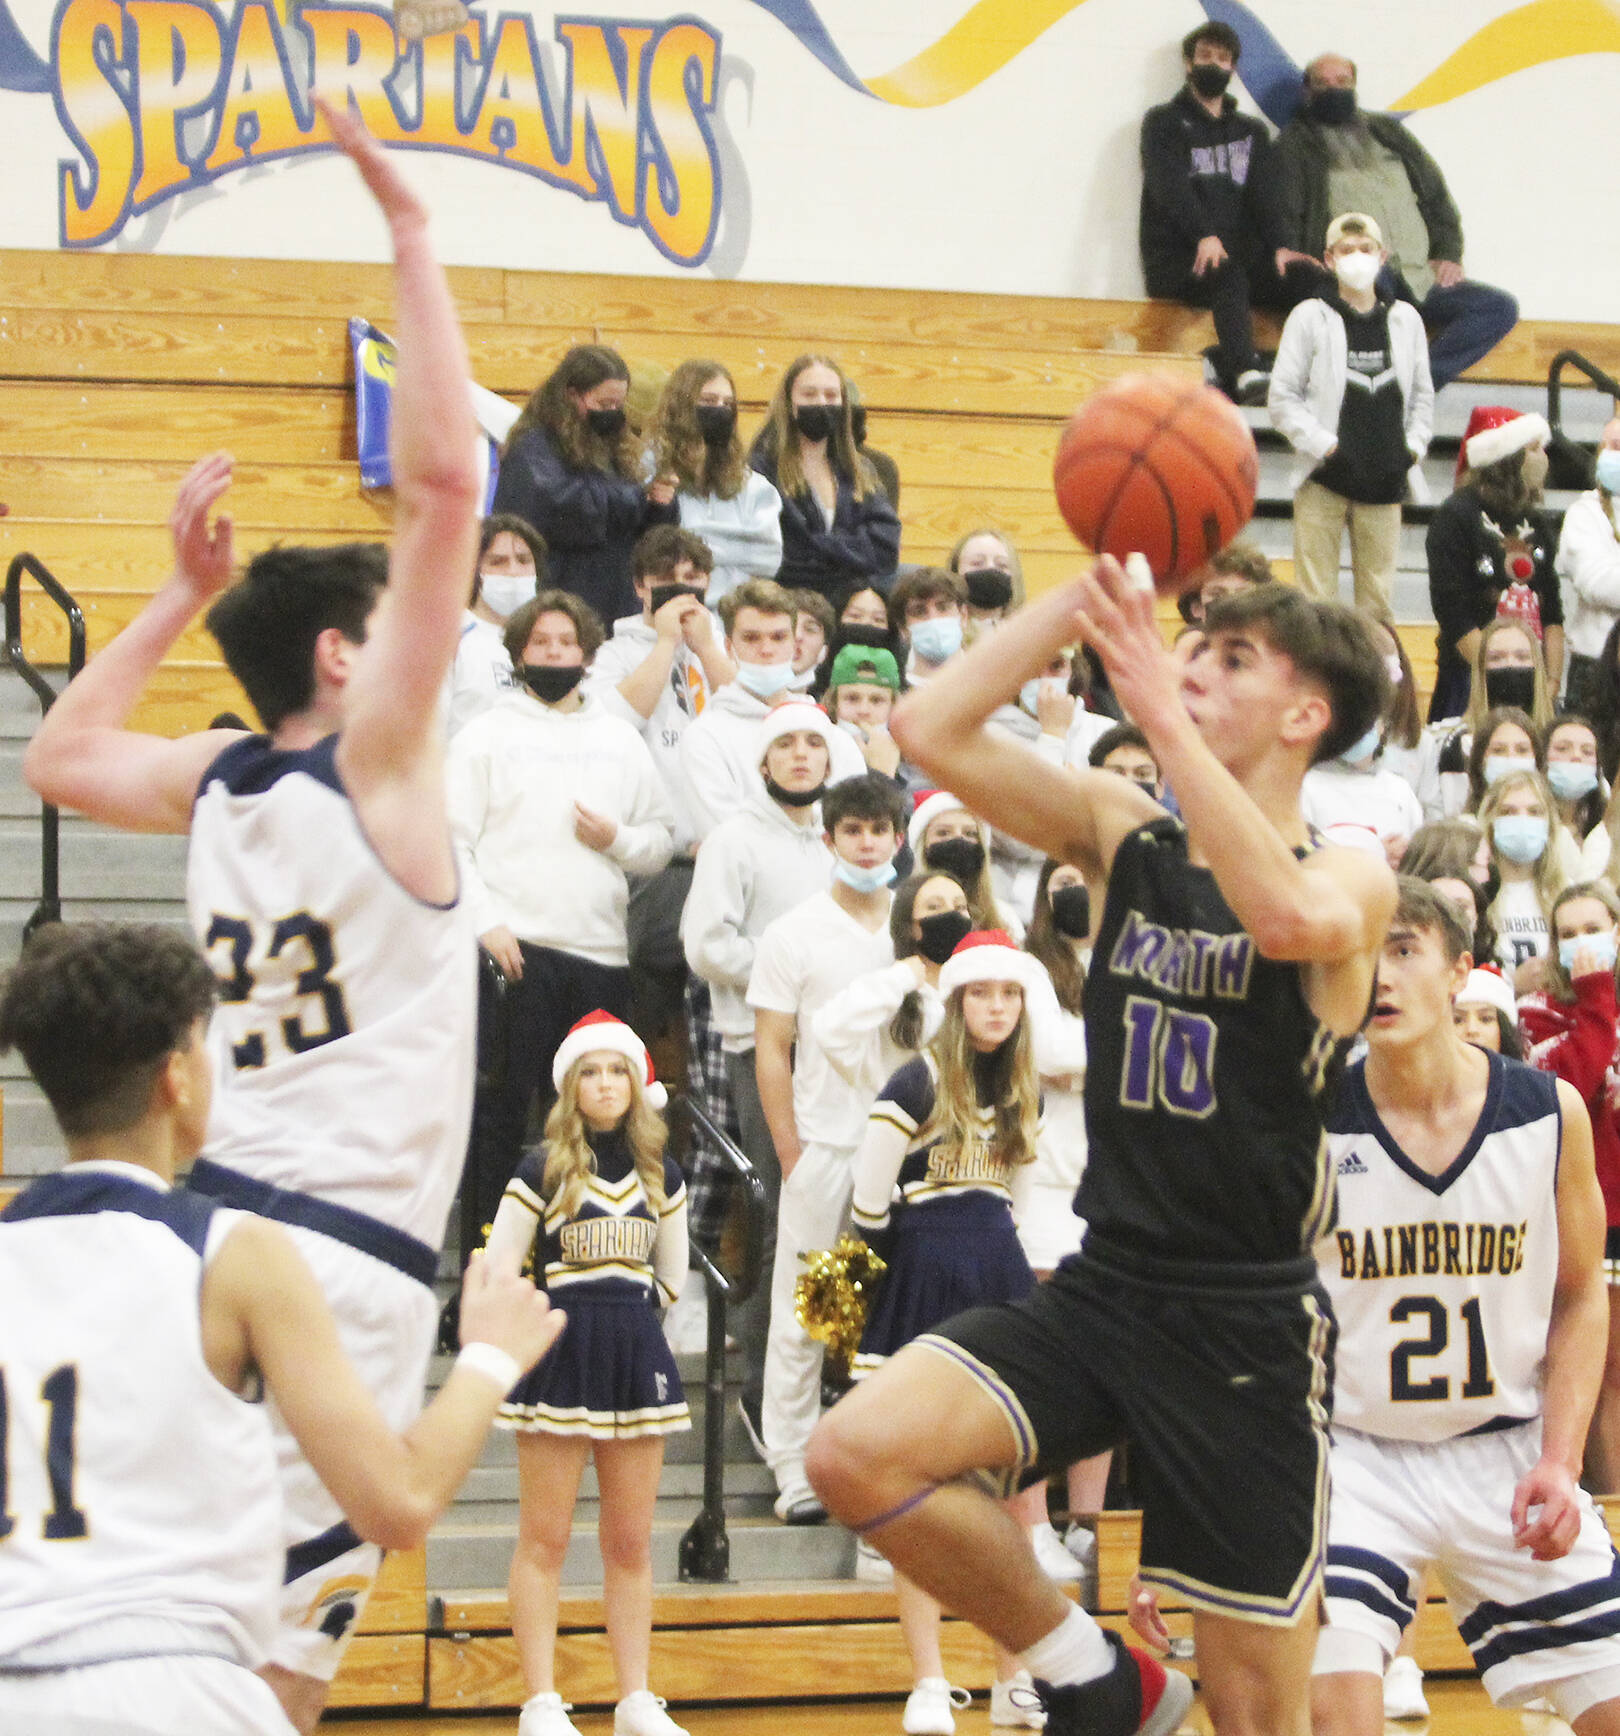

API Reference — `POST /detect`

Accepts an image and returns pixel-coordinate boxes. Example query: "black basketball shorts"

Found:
[917,1242,1336,1624]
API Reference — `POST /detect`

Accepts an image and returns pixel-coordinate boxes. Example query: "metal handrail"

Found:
[4,555,86,939]
[1546,350,1620,490]
[672,1094,766,1583]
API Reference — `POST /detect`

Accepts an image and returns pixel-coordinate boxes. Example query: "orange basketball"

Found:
[1052,374,1259,594]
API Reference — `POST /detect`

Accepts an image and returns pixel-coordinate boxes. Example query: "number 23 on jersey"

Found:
[204,912,352,1070]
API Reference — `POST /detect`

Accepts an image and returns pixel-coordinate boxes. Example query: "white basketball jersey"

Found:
[188,736,476,1244]
[0,1164,281,1669]
[1323,1052,1560,1442]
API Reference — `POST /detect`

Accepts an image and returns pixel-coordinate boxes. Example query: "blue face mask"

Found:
[1547,761,1600,801]
[1483,754,1536,786]
[1340,722,1382,764]
[1492,814,1549,864]
[1559,931,1618,976]
[1597,449,1620,494]
[909,617,964,664]
[833,855,897,894]
[734,658,798,700]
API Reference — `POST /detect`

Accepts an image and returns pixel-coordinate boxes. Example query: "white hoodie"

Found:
[448,690,675,964]
[682,786,833,1051]
[678,471,785,602]
[679,684,867,840]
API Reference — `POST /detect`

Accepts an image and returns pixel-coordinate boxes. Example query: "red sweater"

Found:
[1519,969,1620,1225]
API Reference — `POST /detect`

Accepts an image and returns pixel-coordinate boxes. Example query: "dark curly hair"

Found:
[0,923,217,1137]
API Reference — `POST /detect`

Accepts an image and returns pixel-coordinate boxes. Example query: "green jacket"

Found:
[1271,110,1464,265]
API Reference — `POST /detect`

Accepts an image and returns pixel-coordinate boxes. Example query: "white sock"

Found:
[1019,1604,1115,1688]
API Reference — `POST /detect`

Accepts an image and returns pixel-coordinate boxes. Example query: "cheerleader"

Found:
[850,932,1047,1734]
[485,1012,691,1736]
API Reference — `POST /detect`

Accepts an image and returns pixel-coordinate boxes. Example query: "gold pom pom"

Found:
[793,1235,888,1373]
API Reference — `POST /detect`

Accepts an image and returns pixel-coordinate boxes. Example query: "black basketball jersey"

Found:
[1077,816,1353,1267]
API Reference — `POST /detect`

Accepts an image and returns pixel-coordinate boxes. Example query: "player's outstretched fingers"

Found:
[312,94,428,230]
[170,453,237,596]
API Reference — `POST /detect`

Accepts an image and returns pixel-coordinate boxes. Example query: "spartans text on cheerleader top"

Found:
[1324,1052,1559,1442]
[0,1166,280,1671]
[503,1130,688,1304]
[1081,816,1353,1265]
[851,1055,1036,1234]
[188,734,477,1245]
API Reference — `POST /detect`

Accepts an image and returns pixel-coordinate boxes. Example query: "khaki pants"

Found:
[1291,478,1401,615]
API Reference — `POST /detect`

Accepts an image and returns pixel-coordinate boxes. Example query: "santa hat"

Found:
[907,790,984,859]
[755,699,841,768]
[937,929,1047,999]
[1456,965,1517,1025]
[1457,407,1551,482]
[551,1010,667,1109]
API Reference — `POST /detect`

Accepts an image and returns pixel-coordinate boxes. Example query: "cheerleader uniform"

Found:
[850,1054,1036,1379]
[497,1128,691,1438]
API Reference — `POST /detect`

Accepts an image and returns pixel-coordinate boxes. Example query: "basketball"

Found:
[1052,373,1259,594]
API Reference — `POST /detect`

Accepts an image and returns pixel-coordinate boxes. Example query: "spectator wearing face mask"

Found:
[1301,675,1423,869]
[1087,724,1165,803]
[1428,407,1561,722]
[1477,766,1569,986]
[1432,619,1557,817]
[447,515,547,736]
[1557,419,1620,715]
[494,345,678,627]
[1268,213,1433,615]
[449,592,676,1230]
[907,791,1019,938]
[1273,53,1519,389]
[1364,619,1438,819]
[948,528,1023,641]
[679,580,865,839]
[749,356,901,601]
[889,568,968,685]
[1139,22,1322,403]
[644,360,783,606]
[1543,714,1608,867]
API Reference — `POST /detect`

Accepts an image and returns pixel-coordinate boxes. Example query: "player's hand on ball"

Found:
[1127,1574,1171,1650]
[170,453,236,603]
[1511,1460,1581,1561]
[460,1250,567,1376]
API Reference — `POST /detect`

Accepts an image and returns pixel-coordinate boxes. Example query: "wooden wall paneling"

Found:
[328,1634,426,1710]
[358,1548,428,1636]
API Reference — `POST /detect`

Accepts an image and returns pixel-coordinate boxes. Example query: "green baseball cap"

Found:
[828,644,901,692]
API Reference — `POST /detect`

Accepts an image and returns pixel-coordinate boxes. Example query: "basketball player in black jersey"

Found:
[807,561,1396,1736]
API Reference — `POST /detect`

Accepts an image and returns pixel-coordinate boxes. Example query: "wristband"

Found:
[454,1341,521,1395]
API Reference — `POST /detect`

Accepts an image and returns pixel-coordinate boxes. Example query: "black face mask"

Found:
[1188,64,1231,98]
[964,569,1014,612]
[764,776,825,809]
[915,909,973,967]
[1483,666,1536,713]
[586,406,627,440]
[522,663,585,704]
[793,404,839,443]
[926,836,986,884]
[648,582,706,617]
[694,404,736,447]
[1306,86,1356,125]
[1049,883,1092,940]
[838,622,895,652]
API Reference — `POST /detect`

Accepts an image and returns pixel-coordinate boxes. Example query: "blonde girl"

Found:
[1478,768,1570,989]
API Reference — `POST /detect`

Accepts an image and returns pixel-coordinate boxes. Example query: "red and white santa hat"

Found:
[755,699,842,768]
[1456,407,1551,482]
[907,789,984,859]
[1455,964,1517,1025]
[551,1010,667,1108]
[937,929,1046,999]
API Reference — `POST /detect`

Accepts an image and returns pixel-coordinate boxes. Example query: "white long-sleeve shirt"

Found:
[678,472,784,603]
[1556,490,1620,661]
[681,791,833,1051]
[679,684,867,840]
[814,960,946,1107]
[444,613,521,736]
[448,691,674,964]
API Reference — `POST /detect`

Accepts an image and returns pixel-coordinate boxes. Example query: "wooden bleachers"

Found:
[7,247,1618,734]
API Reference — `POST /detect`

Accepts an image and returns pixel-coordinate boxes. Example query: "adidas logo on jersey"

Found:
[1336,1152,1368,1176]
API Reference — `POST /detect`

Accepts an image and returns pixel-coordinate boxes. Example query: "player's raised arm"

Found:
[22,454,250,832]
[320,98,481,880]
[1514,1078,1607,1560]
[890,573,1160,880]
[1071,555,1395,969]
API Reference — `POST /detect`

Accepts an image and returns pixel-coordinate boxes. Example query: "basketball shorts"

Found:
[1318,1422,1620,1720]
[919,1243,1334,1624]
[268,1226,438,1683]
[0,1654,294,1735]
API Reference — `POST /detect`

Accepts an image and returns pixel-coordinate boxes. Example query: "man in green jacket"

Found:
[1272,52,1518,389]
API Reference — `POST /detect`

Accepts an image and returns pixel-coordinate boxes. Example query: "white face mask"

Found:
[1334,252,1380,293]
[479,571,537,622]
